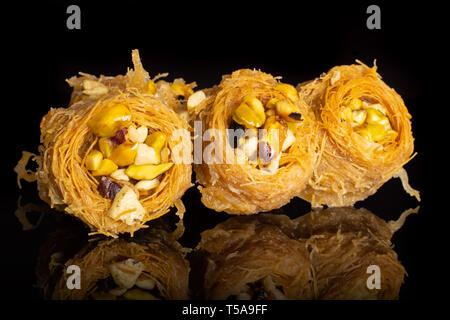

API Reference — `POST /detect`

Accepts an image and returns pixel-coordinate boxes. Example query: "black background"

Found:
[0,0,434,314]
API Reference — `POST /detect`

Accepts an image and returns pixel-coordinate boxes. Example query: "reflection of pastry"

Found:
[295,207,412,299]
[51,228,190,300]
[15,50,193,237]
[298,62,419,207]
[194,215,314,299]
[194,69,319,214]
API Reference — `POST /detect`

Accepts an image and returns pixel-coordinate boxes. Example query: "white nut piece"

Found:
[242,136,258,161]
[135,274,156,290]
[282,129,296,151]
[108,258,144,289]
[108,186,146,226]
[128,125,148,143]
[135,143,159,165]
[110,169,130,181]
[82,79,108,96]
[135,179,160,191]
[187,90,206,111]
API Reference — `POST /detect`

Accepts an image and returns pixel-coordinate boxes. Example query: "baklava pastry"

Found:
[15,50,192,237]
[194,69,319,214]
[298,62,420,207]
[194,214,314,300]
[51,228,190,300]
[295,206,414,299]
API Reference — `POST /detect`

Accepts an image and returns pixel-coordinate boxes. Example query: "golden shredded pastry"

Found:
[196,207,411,300]
[298,62,419,207]
[194,69,319,214]
[295,207,409,299]
[16,50,192,237]
[195,214,314,299]
[51,228,190,300]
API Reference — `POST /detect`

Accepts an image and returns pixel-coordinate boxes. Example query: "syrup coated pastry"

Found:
[297,62,420,207]
[49,227,190,300]
[15,50,193,237]
[294,206,416,299]
[194,214,314,299]
[193,69,319,214]
[195,207,415,300]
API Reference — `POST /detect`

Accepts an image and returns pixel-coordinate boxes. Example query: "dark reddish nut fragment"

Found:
[288,112,302,121]
[98,176,122,199]
[110,128,128,146]
[258,141,273,164]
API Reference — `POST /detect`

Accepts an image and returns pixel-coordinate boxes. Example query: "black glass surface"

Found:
[2,1,431,305]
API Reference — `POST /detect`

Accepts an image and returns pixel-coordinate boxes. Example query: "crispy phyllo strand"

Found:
[294,207,416,299]
[50,228,190,300]
[298,62,419,207]
[15,50,192,237]
[194,214,314,300]
[194,69,319,214]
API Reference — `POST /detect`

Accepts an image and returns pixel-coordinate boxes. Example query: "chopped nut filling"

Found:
[89,260,162,300]
[85,103,176,225]
[341,98,398,146]
[228,82,301,173]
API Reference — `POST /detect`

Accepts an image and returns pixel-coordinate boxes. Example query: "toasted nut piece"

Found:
[135,144,159,165]
[366,108,391,130]
[88,104,132,138]
[275,100,301,120]
[348,98,362,110]
[356,123,387,143]
[145,132,167,163]
[108,258,144,289]
[265,108,276,117]
[362,102,388,115]
[110,169,130,181]
[108,186,146,225]
[340,107,353,122]
[171,83,194,98]
[266,98,279,109]
[91,159,118,176]
[145,132,167,153]
[135,274,156,290]
[274,83,299,102]
[351,109,367,127]
[243,95,265,114]
[187,90,206,111]
[160,147,170,163]
[282,129,296,151]
[98,138,114,158]
[123,288,159,300]
[110,142,138,167]
[261,116,288,158]
[146,80,157,95]
[385,129,398,141]
[86,150,103,171]
[135,179,160,191]
[242,136,258,161]
[287,121,302,133]
[128,125,148,143]
[82,79,108,96]
[258,140,274,164]
[125,162,174,180]
[232,96,266,128]
[262,152,281,175]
